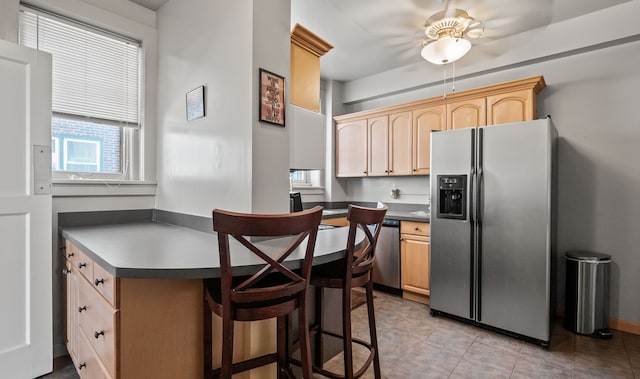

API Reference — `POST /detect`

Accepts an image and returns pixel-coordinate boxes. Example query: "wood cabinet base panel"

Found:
[402,291,429,305]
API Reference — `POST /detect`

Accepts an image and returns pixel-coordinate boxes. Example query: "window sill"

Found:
[52,180,157,197]
[292,186,325,196]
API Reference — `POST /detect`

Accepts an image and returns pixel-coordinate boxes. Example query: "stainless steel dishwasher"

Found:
[372,219,400,291]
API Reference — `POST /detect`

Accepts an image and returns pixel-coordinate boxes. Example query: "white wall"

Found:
[332,4,640,324]
[251,0,291,214]
[155,0,290,216]
[0,0,18,43]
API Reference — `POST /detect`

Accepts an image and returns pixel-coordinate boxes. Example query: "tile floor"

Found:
[320,290,640,378]
[42,290,640,378]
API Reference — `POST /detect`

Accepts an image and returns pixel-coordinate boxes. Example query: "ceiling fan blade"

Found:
[443,0,457,18]
[465,20,484,39]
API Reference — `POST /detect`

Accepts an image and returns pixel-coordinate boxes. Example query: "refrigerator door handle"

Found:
[476,128,484,322]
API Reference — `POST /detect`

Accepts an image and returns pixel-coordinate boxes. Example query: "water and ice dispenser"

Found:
[437,175,467,220]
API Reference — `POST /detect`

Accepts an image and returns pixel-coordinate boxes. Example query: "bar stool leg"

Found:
[277,315,288,379]
[203,297,213,378]
[298,293,314,379]
[221,307,234,379]
[313,286,324,367]
[366,280,381,379]
[342,286,354,379]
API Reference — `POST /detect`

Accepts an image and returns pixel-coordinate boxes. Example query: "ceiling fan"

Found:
[421,0,484,65]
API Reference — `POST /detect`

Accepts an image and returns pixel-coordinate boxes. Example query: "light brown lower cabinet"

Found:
[321,216,349,227]
[400,221,430,304]
[63,240,203,379]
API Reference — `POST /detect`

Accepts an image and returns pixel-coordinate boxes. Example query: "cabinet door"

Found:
[413,105,445,175]
[321,216,348,227]
[64,260,79,363]
[487,89,534,125]
[447,98,486,130]
[367,116,389,176]
[336,120,367,177]
[401,234,430,296]
[388,111,413,176]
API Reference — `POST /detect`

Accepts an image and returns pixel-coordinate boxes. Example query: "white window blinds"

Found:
[19,6,140,127]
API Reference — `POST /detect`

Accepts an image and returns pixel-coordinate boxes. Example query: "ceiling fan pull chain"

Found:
[443,65,447,99]
[452,61,456,93]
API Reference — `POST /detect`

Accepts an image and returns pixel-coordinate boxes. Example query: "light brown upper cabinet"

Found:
[446,97,486,130]
[334,76,546,177]
[388,111,413,176]
[336,119,368,177]
[290,24,332,112]
[367,115,389,176]
[413,105,446,175]
[486,89,534,125]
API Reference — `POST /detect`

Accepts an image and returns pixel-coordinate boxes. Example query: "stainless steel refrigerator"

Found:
[429,118,556,346]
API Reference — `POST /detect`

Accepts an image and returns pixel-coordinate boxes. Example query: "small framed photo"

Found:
[259,68,285,127]
[186,86,205,121]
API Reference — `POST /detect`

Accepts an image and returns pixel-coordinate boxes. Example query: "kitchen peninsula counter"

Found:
[60,221,360,379]
[62,221,358,279]
[322,208,430,223]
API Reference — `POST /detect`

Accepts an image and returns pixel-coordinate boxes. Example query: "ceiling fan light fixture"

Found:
[421,7,482,65]
[421,35,471,65]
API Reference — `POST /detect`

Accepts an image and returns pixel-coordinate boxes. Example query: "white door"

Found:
[0,40,53,378]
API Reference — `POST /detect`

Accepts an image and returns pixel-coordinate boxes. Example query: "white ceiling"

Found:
[131,0,632,82]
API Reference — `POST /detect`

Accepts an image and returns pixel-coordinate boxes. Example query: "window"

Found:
[290,170,323,189]
[63,138,100,172]
[19,4,141,180]
[51,137,59,171]
[290,170,310,186]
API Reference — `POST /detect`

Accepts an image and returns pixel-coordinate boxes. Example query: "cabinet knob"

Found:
[413,169,417,172]
[363,171,367,174]
[78,363,86,370]
[62,269,70,275]
[415,227,420,231]
[78,306,86,313]
[78,262,86,269]
[94,330,105,339]
[67,252,74,258]
[94,278,104,286]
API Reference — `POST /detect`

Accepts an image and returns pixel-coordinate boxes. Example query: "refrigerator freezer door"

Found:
[478,119,551,342]
[430,128,475,320]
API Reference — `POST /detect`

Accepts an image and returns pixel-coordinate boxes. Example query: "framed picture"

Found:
[186,86,205,121]
[259,68,285,126]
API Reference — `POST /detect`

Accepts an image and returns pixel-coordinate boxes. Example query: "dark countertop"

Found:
[62,222,362,280]
[322,209,429,223]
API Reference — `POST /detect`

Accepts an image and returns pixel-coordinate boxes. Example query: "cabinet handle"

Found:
[415,227,420,231]
[78,306,86,313]
[94,278,104,286]
[94,330,104,339]
[62,269,70,275]
[78,363,86,370]
[363,171,367,174]
[413,169,417,172]
[67,252,74,258]
[78,262,86,269]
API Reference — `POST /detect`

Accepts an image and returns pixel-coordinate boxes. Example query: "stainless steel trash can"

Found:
[564,251,613,338]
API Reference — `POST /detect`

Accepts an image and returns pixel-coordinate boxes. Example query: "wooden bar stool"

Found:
[310,203,387,379]
[203,206,323,379]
